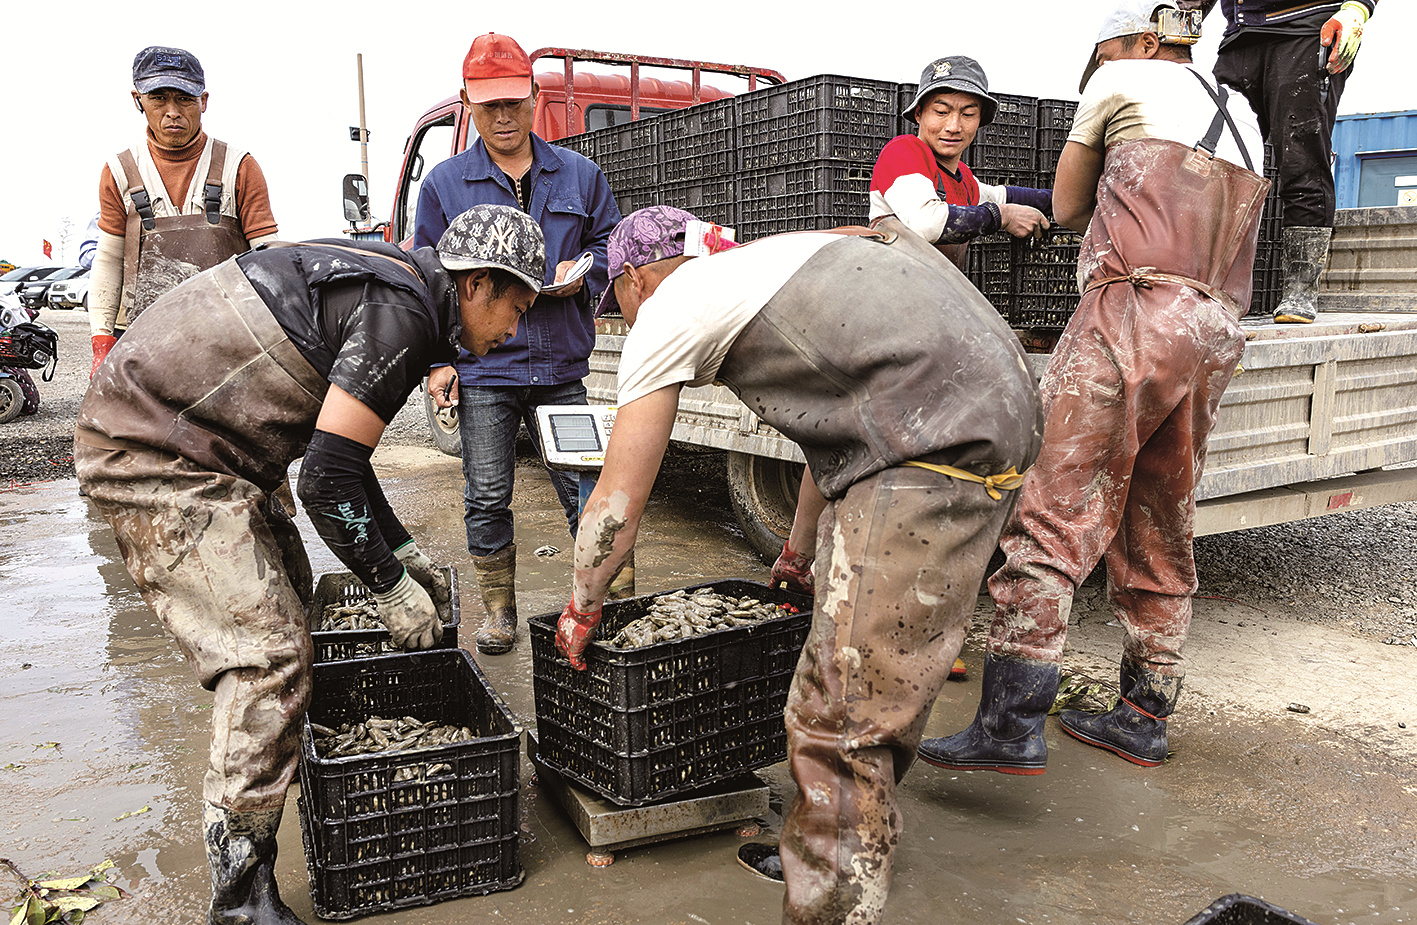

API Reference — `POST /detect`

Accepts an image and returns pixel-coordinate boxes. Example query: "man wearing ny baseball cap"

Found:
[413,33,621,658]
[75,204,544,925]
[557,205,1043,924]
[920,0,1268,778]
[88,46,278,376]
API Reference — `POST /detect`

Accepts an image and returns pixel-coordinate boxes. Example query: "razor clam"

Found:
[605,589,796,649]
[311,714,475,757]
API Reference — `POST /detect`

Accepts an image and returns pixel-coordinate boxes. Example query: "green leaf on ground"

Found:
[112,805,150,822]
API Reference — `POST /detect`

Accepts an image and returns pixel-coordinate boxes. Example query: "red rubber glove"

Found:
[556,599,603,671]
[770,542,815,595]
[91,334,117,377]
[1320,2,1367,73]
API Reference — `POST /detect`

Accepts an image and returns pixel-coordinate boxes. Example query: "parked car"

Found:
[18,267,85,309]
[47,269,91,309]
[0,266,61,297]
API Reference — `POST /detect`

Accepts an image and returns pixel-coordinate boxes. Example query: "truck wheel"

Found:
[0,379,24,425]
[423,384,463,457]
[726,451,802,563]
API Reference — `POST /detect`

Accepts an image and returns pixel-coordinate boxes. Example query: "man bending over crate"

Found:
[917,0,1267,776]
[555,205,1043,925]
[73,205,544,925]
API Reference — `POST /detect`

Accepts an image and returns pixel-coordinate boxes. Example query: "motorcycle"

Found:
[0,292,56,425]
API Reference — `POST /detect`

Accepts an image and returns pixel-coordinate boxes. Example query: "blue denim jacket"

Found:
[414,134,621,387]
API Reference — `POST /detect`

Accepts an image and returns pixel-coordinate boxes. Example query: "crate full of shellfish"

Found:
[296,648,523,920]
[528,579,812,806]
[308,567,460,663]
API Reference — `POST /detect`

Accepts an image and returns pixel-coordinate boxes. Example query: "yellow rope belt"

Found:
[901,461,1029,500]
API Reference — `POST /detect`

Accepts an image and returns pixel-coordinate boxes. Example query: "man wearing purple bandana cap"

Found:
[557,205,1044,925]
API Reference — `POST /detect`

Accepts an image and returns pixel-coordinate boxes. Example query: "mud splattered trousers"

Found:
[74,440,314,813]
[986,280,1246,679]
[781,465,1016,924]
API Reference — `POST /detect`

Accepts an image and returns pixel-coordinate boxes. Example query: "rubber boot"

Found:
[1059,658,1180,767]
[1272,226,1331,324]
[204,802,306,925]
[472,543,517,655]
[917,653,1060,775]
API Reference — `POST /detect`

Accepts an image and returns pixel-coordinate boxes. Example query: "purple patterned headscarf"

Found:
[595,206,698,317]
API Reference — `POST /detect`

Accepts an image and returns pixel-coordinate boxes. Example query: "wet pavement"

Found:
[1,445,1413,925]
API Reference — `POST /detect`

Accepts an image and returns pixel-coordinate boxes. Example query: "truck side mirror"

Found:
[343,174,371,224]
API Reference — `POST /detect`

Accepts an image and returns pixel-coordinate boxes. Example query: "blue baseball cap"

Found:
[132,46,206,96]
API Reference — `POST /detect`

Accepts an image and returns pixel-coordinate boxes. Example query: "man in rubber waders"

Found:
[74,204,544,925]
[89,45,279,376]
[555,205,1042,925]
[918,0,1267,776]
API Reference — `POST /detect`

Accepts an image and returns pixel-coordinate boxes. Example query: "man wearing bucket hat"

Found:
[918,0,1266,776]
[870,55,1053,274]
[74,205,544,925]
[89,46,279,376]
[556,205,1043,924]
[1197,0,1378,323]
[414,33,621,658]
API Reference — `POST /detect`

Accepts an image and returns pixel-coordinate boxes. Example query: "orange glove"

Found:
[556,598,603,671]
[91,334,117,377]
[1320,1,1368,73]
[770,542,814,595]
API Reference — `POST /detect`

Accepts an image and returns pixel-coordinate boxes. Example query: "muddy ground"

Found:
[0,309,1413,924]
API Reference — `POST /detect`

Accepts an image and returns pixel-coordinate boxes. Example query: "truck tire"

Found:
[726,451,802,564]
[423,384,462,457]
[0,378,24,425]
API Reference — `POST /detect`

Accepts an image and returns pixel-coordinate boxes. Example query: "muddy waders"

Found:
[1272,226,1331,324]
[473,543,517,654]
[204,803,305,925]
[917,653,1060,774]
[1059,658,1180,767]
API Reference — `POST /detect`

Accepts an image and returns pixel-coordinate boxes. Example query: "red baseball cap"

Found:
[462,33,534,103]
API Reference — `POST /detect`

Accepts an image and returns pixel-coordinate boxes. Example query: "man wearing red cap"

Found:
[415,33,621,657]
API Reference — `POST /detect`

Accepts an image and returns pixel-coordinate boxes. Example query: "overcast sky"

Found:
[2,0,1413,267]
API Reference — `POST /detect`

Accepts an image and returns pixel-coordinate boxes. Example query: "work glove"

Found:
[770,541,815,596]
[393,540,452,616]
[555,598,603,671]
[373,569,443,650]
[1321,1,1369,74]
[91,334,117,377]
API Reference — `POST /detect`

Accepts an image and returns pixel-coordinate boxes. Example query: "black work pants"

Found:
[1213,32,1352,228]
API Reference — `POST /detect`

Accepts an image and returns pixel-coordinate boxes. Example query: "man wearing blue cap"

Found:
[89,46,278,376]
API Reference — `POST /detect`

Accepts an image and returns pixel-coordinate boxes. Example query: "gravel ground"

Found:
[7,307,1416,649]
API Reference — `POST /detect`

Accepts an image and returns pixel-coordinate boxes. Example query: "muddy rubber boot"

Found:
[204,802,306,925]
[1059,659,1180,767]
[1272,226,1331,324]
[917,653,1060,775]
[736,843,783,883]
[472,543,517,655]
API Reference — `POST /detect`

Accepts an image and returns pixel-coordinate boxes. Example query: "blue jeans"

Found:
[457,381,585,557]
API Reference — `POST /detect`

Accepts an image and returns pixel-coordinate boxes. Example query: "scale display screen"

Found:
[535,404,618,470]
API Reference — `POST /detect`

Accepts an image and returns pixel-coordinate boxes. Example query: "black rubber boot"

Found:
[1273,226,1331,324]
[736,843,783,883]
[204,802,306,925]
[917,653,1061,775]
[1059,658,1180,767]
[472,544,517,655]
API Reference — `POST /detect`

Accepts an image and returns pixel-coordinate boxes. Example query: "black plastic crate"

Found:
[990,92,1038,127]
[1012,293,1079,329]
[1181,893,1318,925]
[897,82,919,136]
[660,98,736,182]
[966,235,1015,317]
[738,75,899,170]
[554,131,599,161]
[737,163,873,240]
[1011,229,1084,328]
[660,177,738,226]
[297,649,522,920]
[528,579,811,806]
[612,185,661,220]
[1035,98,1079,183]
[308,568,460,663]
[593,117,662,192]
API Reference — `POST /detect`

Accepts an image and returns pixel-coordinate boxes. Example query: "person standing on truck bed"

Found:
[917,0,1267,776]
[1194,0,1378,323]
[415,32,622,656]
[89,45,278,376]
[556,205,1043,925]
[74,204,544,925]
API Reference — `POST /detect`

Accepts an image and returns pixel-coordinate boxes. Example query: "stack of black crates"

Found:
[564,75,1287,330]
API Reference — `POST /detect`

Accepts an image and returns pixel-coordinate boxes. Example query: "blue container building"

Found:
[1331,110,1417,210]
